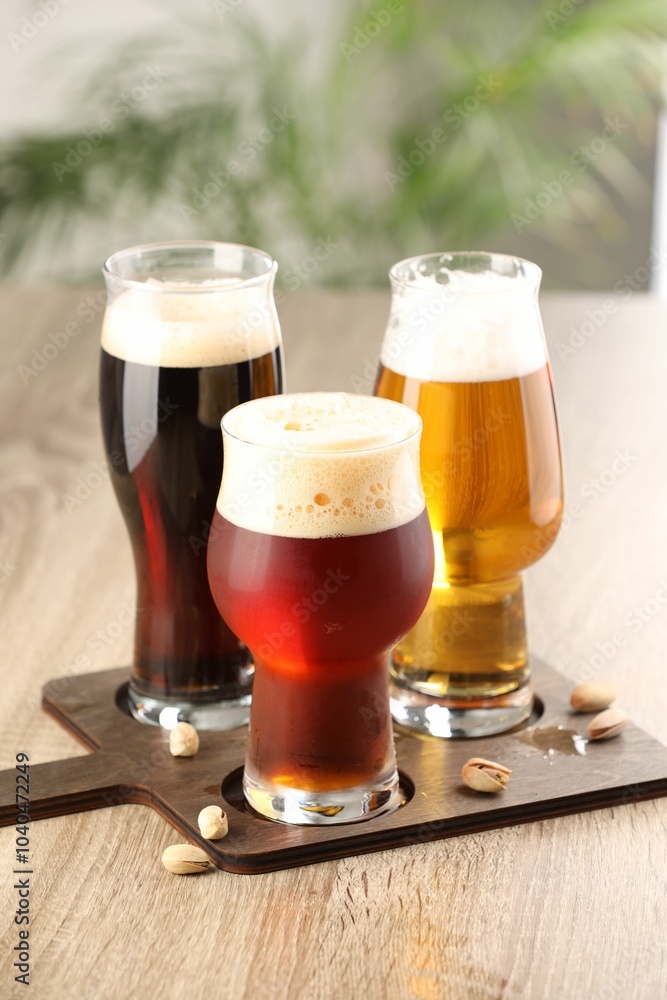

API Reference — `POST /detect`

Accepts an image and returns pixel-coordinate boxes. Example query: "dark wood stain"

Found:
[1,660,666,875]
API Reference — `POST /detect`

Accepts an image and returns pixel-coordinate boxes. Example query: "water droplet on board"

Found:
[516,726,587,757]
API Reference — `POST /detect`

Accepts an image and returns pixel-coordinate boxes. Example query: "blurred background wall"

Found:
[0,0,664,290]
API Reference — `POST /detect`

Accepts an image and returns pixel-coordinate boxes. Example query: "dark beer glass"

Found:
[207,393,434,824]
[100,242,283,728]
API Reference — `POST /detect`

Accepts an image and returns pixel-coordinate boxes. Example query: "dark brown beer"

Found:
[100,347,283,700]
[207,509,433,791]
[100,241,284,728]
[206,391,433,823]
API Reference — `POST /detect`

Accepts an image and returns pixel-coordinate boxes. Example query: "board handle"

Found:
[0,753,136,825]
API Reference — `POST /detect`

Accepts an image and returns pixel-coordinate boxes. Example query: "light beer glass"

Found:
[375,252,563,737]
[100,241,284,728]
[207,393,434,824]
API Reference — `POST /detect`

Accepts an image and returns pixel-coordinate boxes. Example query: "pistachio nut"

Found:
[162,844,210,875]
[198,805,228,841]
[169,722,200,757]
[587,707,628,741]
[462,757,511,793]
[570,681,616,713]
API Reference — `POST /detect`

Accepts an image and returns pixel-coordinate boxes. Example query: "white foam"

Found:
[381,270,547,383]
[101,279,281,368]
[218,393,425,538]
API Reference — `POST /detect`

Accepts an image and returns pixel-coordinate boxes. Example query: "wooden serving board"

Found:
[1,662,666,874]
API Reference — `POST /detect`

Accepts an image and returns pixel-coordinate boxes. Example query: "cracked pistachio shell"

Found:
[462,757,511,793]
[587,707,628,741]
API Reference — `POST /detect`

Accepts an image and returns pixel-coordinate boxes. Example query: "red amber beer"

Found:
[100,242,283,728]
[207,393,434,824]
[375,252,563,737]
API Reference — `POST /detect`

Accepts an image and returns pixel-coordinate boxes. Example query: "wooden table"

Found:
[0,286,665,1000]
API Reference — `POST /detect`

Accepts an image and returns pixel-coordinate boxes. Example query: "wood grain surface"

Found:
[3,661,667,876]
[0,286,666,999]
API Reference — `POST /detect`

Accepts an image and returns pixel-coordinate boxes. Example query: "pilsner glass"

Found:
[375,252,563,737]
[100,241,284,728]
[207,392,434,824]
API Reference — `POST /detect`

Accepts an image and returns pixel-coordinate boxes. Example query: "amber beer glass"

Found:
[207,393,434,824]
[100,242,283,728]
[375,252,563,737]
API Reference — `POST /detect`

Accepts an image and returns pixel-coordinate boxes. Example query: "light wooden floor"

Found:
[0,287,666,999]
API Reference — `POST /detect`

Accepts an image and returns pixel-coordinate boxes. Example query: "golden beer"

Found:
[375,252,563,736]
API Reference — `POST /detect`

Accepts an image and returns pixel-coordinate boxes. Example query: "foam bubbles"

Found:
[218,393,425,539]
[101,279,281,368]
[381,270,547,383]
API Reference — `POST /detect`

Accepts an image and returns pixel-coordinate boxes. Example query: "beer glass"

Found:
[375,252,563,737]
[207,393,434,824]
[100,241,284,728]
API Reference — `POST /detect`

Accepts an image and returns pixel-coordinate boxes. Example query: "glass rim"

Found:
[389,250,542,292]
[220,392,423,456]
[103,240,278,292]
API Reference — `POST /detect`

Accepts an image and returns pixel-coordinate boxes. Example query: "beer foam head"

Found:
[382,254,547,383]
[218,393,425,538]
[101,278,281,368]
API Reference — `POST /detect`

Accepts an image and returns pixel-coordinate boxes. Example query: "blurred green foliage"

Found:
[0,0,664,285]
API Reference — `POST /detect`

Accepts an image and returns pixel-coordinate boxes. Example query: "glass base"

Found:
[389,677,533,738]
[243,770,401,825]
[126,684,251,731]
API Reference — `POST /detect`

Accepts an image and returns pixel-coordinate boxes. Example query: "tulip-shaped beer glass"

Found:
[100,241,284,728]
[375,252,563,737]
[207,393,434,824]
